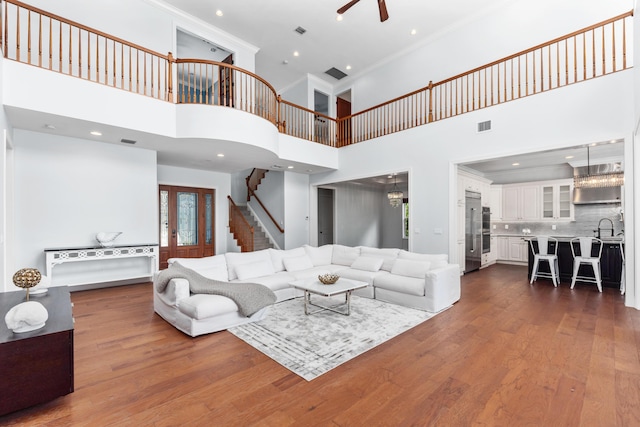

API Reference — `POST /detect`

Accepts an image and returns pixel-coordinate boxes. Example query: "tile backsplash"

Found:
[492,203,624,237]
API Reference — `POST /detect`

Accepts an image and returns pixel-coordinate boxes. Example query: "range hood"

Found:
[572,163,623,205]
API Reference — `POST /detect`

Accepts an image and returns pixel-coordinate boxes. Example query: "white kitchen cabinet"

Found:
[490,186,502,221]
[507,237,528,262]
[497,236,527,263]
[482,235,498,267]
[502,184,540,221]
[541,180,574,220]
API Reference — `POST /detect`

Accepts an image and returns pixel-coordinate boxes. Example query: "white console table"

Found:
[44,244,159,286]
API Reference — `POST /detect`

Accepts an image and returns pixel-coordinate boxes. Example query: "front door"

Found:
[159,185,215,269]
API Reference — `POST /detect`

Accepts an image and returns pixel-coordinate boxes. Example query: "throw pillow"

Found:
[269,247,306,272]
[391,258,431,279]
[350,256,384,272]
[331,244,360,266]
[282,254,314,272]
[303,244,334,266]
[235,260,275,281]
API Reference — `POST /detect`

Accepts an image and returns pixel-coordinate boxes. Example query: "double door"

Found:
[159,185,215,269]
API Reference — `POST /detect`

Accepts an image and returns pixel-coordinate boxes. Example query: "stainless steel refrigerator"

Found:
[465,191,482,273]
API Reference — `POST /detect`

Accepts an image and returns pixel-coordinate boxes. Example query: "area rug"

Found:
[228,295,441,381]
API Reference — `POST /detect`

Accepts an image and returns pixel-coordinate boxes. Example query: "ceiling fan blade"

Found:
[337,0,361,15]
[378,0,389,22]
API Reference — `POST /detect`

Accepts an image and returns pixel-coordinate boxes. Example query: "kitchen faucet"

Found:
[596,218,614,239]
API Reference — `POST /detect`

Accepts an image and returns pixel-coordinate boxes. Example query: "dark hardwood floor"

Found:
[1,264,639,426]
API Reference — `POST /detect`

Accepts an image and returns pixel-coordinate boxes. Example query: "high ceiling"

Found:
[161,0,511,91]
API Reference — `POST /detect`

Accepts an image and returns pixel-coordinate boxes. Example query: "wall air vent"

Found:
[325,67,348,80]
[477,120,492,133]
[120,138,137,144]
[294,26,306,35]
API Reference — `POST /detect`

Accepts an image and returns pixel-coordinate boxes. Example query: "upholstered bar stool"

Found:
[570,237,603,292]
[529,236,559,287]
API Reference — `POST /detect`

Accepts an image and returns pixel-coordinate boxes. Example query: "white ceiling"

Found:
[160,0,511,91]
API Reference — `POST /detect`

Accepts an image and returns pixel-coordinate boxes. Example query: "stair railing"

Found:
[246,169,284,234]
[247,188,284,234]
[228,196,254,252]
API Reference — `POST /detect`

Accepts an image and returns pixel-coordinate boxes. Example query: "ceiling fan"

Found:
[337,0,389,22]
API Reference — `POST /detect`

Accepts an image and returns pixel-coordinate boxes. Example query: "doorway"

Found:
[337,90,352,146]
[317,188,335,245]
[159,185,215,269]
[314,90,330,144]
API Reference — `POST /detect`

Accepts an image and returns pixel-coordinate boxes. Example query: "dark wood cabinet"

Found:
[527,240,623,288]
[0,287,74,416]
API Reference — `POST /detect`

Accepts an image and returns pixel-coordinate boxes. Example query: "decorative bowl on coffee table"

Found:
[318,274,340,285]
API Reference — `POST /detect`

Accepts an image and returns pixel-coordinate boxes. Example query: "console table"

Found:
[0,287,74,415]
[45,244,159,286]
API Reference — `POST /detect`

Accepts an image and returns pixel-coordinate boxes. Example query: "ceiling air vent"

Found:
[477,120,492,133]
[325,67,348,80]
[294,26,306,35]
[120,138,137,145]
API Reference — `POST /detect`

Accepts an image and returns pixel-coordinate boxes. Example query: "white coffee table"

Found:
[290,278,369,316]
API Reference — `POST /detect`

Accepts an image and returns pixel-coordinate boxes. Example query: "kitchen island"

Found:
[526,236,624,289]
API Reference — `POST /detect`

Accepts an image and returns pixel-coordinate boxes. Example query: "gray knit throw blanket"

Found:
[155,262,276,317]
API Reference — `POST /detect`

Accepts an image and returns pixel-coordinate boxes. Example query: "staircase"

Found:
[236,205,274,251]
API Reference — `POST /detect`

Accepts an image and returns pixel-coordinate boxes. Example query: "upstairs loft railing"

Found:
[0,0,633,148]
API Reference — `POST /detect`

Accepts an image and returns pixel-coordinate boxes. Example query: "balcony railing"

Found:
[0,0,633,148]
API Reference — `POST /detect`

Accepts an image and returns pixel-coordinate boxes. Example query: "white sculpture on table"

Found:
[96,231,123,247]
[5,301,49,333]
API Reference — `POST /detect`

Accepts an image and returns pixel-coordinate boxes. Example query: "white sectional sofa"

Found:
[153,244,460,336]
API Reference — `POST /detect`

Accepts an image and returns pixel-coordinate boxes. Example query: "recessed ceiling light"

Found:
[346,65,352,70]
[215,10,223,17]
[44,124,56,130]
[90,131,102,136]
[293,51,300,57]
[610,140,618,144]
[307,169,313,173]
[565,155,574,159]
[217,153,224,157]
[288,166,294,169]
[410,29,417,35]
[512,162,520,166]
[336,15,343,22]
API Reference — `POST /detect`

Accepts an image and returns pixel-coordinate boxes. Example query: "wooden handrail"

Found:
[1,1,632,148]
[228,195,254,252]
[248,187,284,234]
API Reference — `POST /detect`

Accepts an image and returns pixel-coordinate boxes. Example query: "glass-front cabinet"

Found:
[541,180,574,220]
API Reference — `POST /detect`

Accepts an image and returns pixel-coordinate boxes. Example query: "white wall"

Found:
[12,130,158,289]
[157,164,232,255]
[284,171,310,249]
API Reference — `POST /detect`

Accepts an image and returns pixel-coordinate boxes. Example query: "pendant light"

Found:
[573,146,624,188]
[387,175,404,208]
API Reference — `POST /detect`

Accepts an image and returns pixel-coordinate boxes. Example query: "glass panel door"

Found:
[542,186,554,218]
[177,192,198,246]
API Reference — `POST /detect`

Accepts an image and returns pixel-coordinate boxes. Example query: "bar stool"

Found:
[570,237,603,292]
[620,242,625,295]
[529,236,559,287]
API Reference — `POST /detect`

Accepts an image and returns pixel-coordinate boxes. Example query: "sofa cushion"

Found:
[283,254,314,272]
[360,247,400,271]
[331,245,360,266]
[398,251,448,269]
[178,294,239,320]
[225,249,273,281]
[168,254,229,281]
[232,271,296,292]
[350,256,384,272]
[303,244,334,266]
[374,274,425,296]
[235,260,276,281]
[290,265,348,281]
[391,258,431,278]
[269,247,306,272]
[339,268,389,285]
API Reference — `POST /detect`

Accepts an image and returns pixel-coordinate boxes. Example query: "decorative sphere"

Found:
[13,268,42,289]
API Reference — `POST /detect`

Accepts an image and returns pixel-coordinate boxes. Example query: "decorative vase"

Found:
[12,268,42,301]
